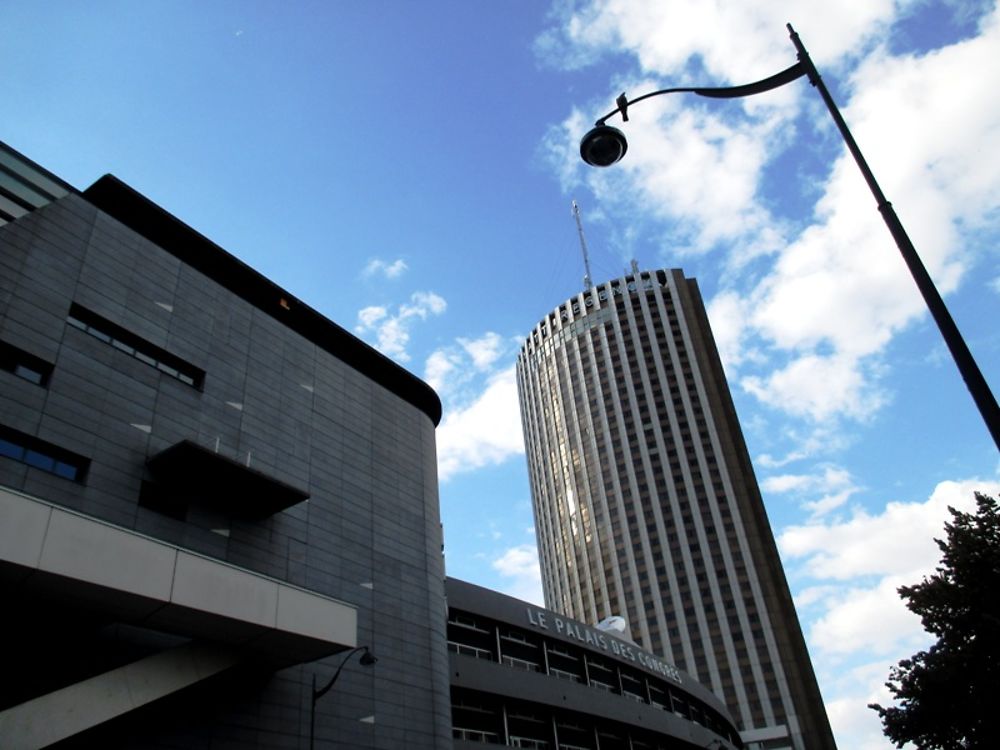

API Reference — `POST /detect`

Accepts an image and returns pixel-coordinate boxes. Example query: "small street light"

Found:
[310,646,377,750]
[580,24,1000,452]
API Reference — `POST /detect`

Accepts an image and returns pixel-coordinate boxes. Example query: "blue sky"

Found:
[4,2,999,747]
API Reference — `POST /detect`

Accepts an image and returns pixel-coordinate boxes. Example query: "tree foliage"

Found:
[869,493,1000,749]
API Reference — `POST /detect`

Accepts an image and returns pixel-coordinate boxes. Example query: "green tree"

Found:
[869,493,1000,749]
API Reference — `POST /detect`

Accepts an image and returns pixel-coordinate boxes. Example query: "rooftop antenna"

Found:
[572,200,594,290]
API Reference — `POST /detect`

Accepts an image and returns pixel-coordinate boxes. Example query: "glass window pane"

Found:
[53,461,79,480]
[14,364,43,384]
[24,449,55,472]
[0,438,24,460]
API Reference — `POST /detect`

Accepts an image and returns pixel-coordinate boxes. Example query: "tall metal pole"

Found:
[572,200,594,290]
[786,24,1000,451]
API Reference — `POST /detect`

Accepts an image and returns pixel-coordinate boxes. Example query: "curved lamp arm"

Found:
[313,646,377,701]
[310,646,377,750]
[594,62,806,127]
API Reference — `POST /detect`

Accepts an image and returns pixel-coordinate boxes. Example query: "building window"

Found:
[448,641,494,661]
[0,340,53,386]
[0,424,89,482]
[66,303,205,388]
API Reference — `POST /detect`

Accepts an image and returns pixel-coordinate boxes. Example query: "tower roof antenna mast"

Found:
[572,200,594,290]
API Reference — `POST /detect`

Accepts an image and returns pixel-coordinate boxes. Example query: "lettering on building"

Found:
[525,607,683,685]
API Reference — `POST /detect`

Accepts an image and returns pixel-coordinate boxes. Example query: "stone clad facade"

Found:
[0,143,451,748]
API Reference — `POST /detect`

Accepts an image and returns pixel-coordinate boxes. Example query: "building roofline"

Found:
[0,140,78,198]
[81,174,441,426]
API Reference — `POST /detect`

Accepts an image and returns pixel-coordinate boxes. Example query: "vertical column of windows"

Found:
[669,274,787,730]
[607,286,674,662]
[544,313,588,619]
[519,342,567,613]
[652,276,755,724]
[588,302,634,638]
[574,323,616,623]
[631,295,678,659]
[604,291,665,648]
[622,280,707,679]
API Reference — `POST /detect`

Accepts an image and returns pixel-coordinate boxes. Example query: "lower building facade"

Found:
[0,142,452,748]
[446,578,743,750]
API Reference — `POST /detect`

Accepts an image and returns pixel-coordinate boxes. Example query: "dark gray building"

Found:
[516,269,835,750]
[0,142,451,748]
[446,577,743,750]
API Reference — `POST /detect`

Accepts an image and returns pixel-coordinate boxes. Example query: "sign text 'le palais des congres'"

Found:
[525,607,683,685]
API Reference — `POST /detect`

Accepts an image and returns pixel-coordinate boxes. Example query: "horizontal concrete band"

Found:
[0,486,357,662]
[740,724,791,742]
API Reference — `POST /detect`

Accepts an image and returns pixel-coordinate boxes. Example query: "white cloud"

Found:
[763,474,813,493]
[356,305,387,329]
[706,291,756,371]
[823,659,909,750]
[780,478,999,581]
[424,332,517,398]
[459,332,505,371]
[538,0,903,78]
[762,466,852,495]
[402,291,447,318]
[741,353,888,422]
[810,576,928,657]
[792,584,839,609]
[362,258,408,279]
[804,489,854,517]
[729,11,1000,421]
[424,349,461,393]
[492,543,544,605]
[755,425,847,468]
[436,366,525,481]
[762,466,857,517]
[354,291,447,362]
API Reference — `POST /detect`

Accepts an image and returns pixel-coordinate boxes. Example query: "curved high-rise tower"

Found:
[516,268,835,750]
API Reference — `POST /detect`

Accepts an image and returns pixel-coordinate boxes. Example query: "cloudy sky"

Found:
[4,1,999,747]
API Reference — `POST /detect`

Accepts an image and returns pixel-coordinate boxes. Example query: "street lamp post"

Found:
[580,24,1000,453]
[309,646,377,750]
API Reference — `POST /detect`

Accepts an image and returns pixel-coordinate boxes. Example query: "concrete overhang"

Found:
[0,486,356,665]
[147,439,310,518]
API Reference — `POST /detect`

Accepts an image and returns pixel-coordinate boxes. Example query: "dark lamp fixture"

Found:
[578,23,1000,452]
[580,125,629,167]
[310,646,377,750]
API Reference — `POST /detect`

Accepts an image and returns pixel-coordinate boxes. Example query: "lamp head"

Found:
[580,124,628,167]
[359,648,377,666]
